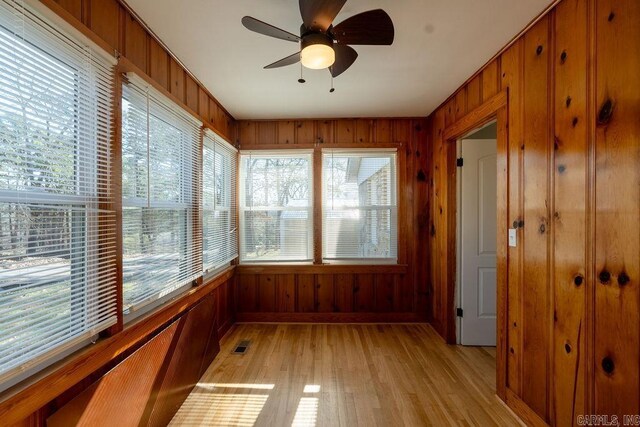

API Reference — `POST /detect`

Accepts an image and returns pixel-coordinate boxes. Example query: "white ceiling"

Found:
[125,0,552,120]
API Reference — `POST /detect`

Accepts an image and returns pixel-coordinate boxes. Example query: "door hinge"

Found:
[456,157,464,167]
[456,307,463,317]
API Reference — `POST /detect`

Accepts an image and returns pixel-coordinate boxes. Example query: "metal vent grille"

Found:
[232,340,251,354]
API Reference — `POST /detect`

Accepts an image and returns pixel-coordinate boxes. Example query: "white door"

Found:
[460,139,497,346]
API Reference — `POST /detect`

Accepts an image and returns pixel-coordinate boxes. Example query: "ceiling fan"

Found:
[241,0,394,81]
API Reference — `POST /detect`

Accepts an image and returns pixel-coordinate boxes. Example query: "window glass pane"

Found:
[323,152,397,261]
[1,204,75,348]
[202,145,216,210]
[214,151,225,207]
[202,131,237,273]
[244,157,311,208]
[149,114,183,203]
[122,207,187,311]
[239,153,312,262]
[203,209,230,268]
[121,97,148,202]
[0,53,76,194]
[243,209,311,261]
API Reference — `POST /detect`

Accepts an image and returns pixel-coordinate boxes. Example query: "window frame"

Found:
[321,148,399,265]
[120,74,203,319]
[238,150,314,264]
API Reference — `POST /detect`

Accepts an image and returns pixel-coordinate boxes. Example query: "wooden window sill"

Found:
[236,264,408,275]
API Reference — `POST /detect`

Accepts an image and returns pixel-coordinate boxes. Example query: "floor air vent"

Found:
[232,340,250,354]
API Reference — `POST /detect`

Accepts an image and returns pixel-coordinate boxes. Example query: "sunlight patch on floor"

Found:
[302,384,320,393]
[291,397,319,427]
[198,383,275,390]
[169,392,269,426]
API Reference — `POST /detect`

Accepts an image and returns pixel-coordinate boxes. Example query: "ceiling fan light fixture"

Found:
[300,33,335,69]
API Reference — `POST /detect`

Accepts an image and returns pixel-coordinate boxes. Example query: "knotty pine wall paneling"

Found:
[234,118,429,322]
[185,75,199,114]
[148,37,169,91]
[355,274,375,313]
[46,292,221,427]
[426,0,640,424]
[297,120,316,144]
[297,275,316,313]
[334,273,354,312]
[552,0,589,423]
[47,321,181,427]
[520,16,551,420]
[48,0,235,141]
[276,274,296,312]
[124,12,147,72]
[593,0,640,418]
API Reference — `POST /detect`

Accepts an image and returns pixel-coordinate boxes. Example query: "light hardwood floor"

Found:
[170,324,522,426]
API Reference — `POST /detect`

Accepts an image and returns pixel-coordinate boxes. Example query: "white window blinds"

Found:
[239,151,313,262]
[0,0,116,386]
[202,129,237,273]
[122,74,202,314]
[322,150,397,262]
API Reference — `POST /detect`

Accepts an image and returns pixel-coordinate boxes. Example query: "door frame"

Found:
[442,90,508,400]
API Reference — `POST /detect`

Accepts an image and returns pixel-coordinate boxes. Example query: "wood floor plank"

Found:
[170,324,523,426]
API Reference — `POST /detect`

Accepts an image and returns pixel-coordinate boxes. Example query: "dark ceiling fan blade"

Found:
[332,9,394,45]
[330,44,357,77]
[299,0,347,31]
[241,16,300,42]
[264,52,301,69]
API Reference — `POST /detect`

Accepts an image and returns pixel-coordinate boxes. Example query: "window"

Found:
[239,151,313,262]
[0,0,116,388]
[121,74,201,315]
[203,129,238,273]
[322,150,397,262]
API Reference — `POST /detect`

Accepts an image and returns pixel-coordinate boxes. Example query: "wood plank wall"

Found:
[426,0,640,424]
[46,0,235,141]
[46,292,222,427]
[235,118,431,321]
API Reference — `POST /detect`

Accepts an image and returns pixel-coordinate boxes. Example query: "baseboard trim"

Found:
[428,318,445,339]
[236,312,428,323]
[217,318,234,339]
[505,388,549,427]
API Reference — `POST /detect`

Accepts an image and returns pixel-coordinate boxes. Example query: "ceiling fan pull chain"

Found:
[298,63,306,83]
[330,73,335,93]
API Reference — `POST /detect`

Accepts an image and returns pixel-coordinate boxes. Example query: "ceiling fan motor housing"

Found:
[300,32,333,50]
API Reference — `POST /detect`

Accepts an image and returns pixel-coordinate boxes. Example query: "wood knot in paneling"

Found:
[597,99,614,125]
[602,356,615,375]
[618,272,630,286]
[599,270,611,284]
